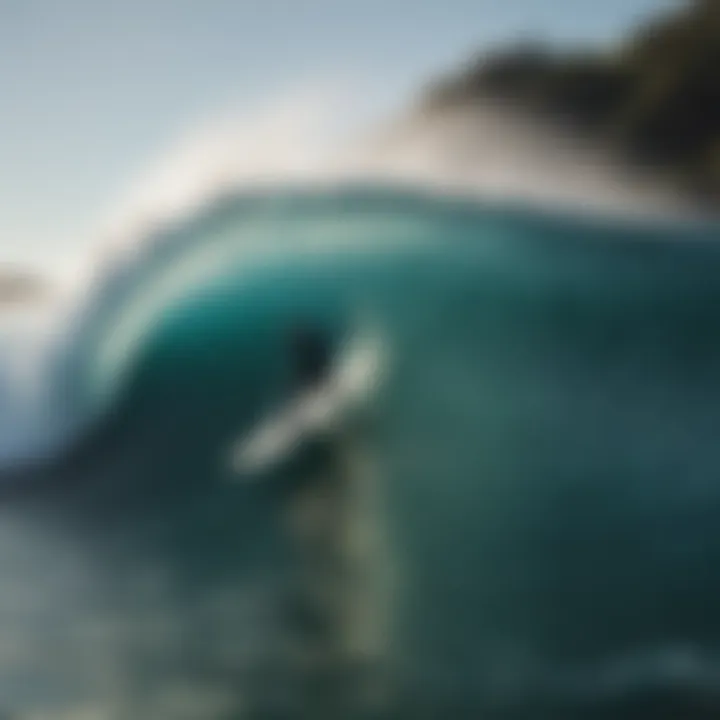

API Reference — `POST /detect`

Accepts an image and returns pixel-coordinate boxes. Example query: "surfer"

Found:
[278,323,388,715]
[230,322,389,714]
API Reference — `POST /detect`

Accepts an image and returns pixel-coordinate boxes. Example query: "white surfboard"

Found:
[230,333,384,476]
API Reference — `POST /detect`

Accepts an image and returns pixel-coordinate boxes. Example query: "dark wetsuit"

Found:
[290,327,333,390]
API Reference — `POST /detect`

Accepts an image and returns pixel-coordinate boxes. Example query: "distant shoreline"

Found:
[421,0,719,210]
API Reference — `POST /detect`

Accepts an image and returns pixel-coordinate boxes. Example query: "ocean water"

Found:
[0,187,719,718]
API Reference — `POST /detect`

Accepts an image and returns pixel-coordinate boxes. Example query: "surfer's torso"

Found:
[290,326,333,391]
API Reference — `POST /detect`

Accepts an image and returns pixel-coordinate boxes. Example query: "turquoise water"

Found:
[1,188,720,718]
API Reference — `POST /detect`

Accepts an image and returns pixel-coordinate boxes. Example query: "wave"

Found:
[0,131,718,715]
[0,90,714,471]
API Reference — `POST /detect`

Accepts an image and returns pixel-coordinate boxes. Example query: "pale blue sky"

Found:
[0,0,674,270]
